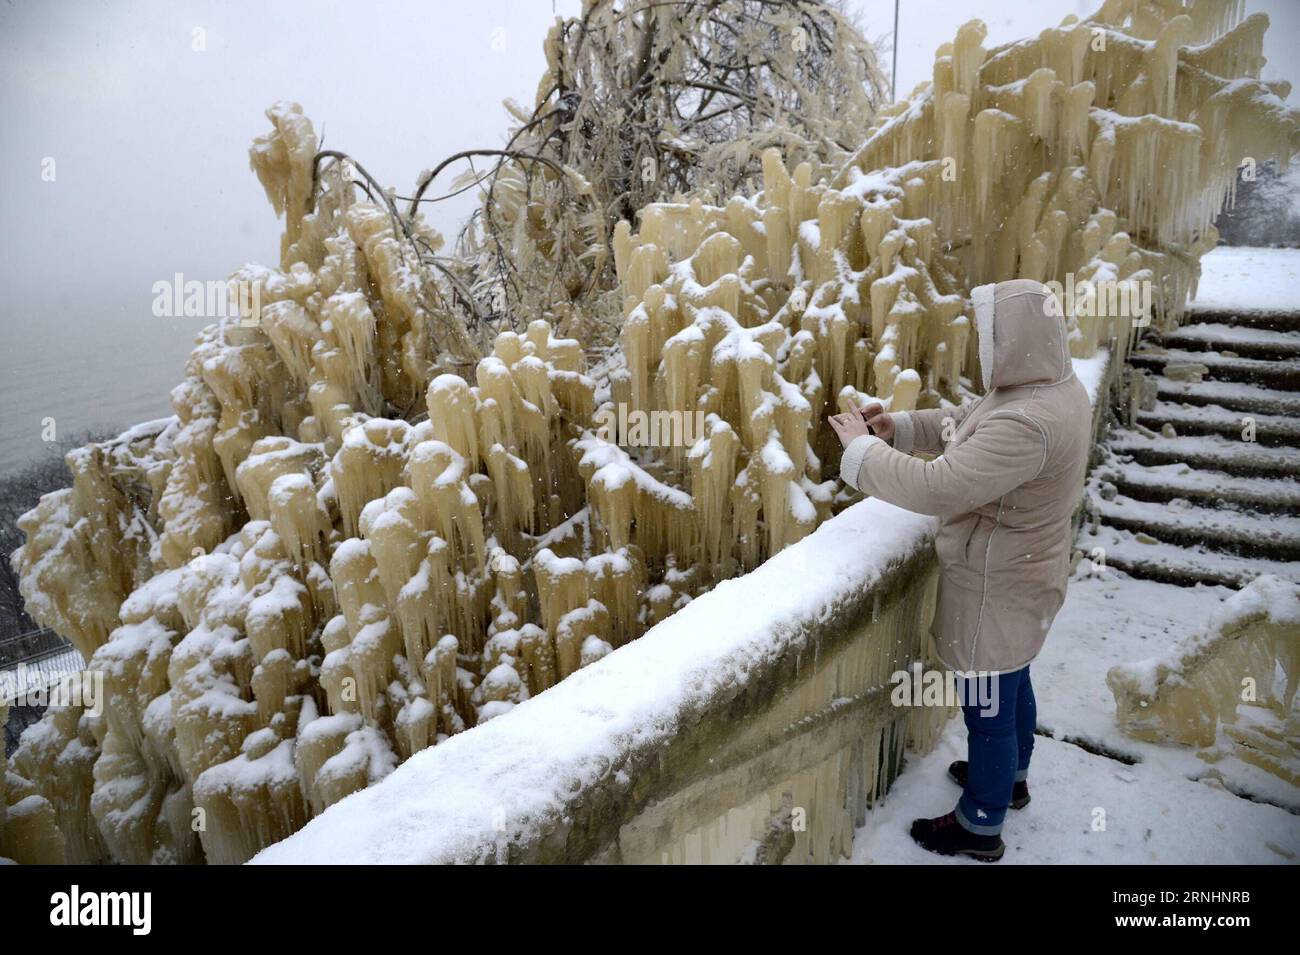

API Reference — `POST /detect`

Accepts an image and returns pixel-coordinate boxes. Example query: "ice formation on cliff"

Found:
[10,0,1300,863]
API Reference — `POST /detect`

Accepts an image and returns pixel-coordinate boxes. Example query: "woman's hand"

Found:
[827,401,873,448]
[858,402,895,442]
[828,400,895,448]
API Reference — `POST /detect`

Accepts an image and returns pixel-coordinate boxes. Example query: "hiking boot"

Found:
[909,811,1005,862]
[948,760,1030,810]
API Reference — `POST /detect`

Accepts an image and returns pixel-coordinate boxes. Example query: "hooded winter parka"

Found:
[839,279,1092,673]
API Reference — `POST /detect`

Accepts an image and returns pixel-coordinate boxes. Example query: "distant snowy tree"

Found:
[1215,159,1300,248]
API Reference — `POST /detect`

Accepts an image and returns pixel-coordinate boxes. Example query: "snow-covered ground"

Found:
[851,566,1299,865]
[1188,245,1300,314]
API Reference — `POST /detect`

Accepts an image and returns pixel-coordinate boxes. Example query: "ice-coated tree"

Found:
[399,0,889,347]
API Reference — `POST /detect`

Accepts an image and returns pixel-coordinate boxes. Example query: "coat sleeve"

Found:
[892,398,982,456]
[840,412,1046,518]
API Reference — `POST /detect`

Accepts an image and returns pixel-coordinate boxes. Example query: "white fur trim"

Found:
[972,283,996,392]
[839,434,884,490]
[891,411,915,454]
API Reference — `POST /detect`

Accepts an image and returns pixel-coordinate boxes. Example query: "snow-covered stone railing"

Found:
[253,356,1114,864]
[252,498,941,864]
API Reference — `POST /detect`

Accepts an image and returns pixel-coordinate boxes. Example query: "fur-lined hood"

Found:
[971,279,1072,391]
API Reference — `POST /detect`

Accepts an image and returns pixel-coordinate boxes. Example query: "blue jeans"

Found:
[954,666,1035,836]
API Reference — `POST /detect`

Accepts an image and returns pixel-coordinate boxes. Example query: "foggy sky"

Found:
[1,0,1296,467]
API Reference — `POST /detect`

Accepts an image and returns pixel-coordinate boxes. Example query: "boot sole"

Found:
[947,768,1031,810]
[915,840,1007,862]
[960,846,1005,862]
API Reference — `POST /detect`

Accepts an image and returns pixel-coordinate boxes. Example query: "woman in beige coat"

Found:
[829,278,1092,861]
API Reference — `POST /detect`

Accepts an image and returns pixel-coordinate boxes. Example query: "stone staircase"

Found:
[1079,308,1300,589]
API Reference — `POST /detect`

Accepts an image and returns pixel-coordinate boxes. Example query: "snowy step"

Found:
[1076,524,1300,588]
[1160,322,1300,360]
[1095,460,1300,514]
[1129,346,1300,390]
[1108,430,1300,478]
[1183,309,1300,334]
[1090,492,1300,561]
[1155,377,1300,417]
[1135,400,1300,447]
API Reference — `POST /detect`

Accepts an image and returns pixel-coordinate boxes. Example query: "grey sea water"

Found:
[0,314,201,477]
